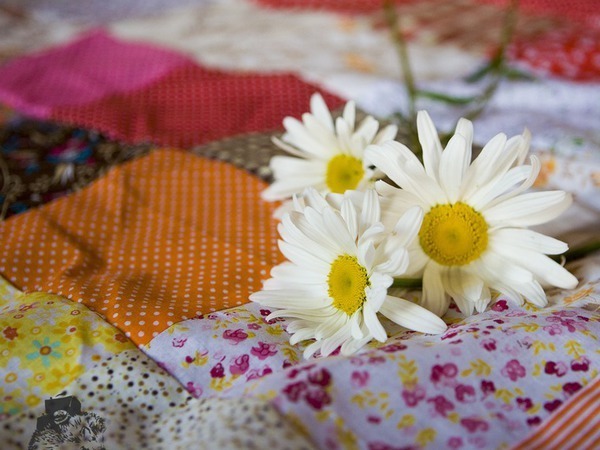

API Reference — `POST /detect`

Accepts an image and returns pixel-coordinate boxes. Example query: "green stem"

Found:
[383,0,417,119]
[392,278,423,289]
[558,240,600,263]
[459,0,520,123]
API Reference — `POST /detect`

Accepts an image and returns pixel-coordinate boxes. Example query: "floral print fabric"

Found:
[1,348,316,450]
[0,114,152,218]
[145,255,599,449]
[0,277,136,419]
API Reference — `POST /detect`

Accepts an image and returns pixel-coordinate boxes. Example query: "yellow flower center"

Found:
[326,154,365,194]
[419,202,488,266]
[328,255,370,315]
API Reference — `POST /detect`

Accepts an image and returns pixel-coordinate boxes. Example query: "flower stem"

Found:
[392,278,423,289]
[383,0,417,120]
[460,0,519,122]
[560,240,600,263]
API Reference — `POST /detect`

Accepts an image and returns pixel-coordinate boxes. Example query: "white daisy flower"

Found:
[365,111,579,317]
[261,93,398,202]
[250,187,447,359]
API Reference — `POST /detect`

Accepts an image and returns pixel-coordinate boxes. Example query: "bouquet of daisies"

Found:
[251,93,578,359]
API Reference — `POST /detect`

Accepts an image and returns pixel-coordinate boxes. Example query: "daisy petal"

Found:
[372,124,398,145]
[484,191,572,227]
[270,262,324,285]
[468,163,532,210]
[392,206,423,247]
[477,251,534,284]
[272,136,310,158]
[278,241,331,271]
[441,267,475,316]
[321,322,353,356]
[350,312,364,339]
[263,176,326,201]
[342,100,356,131]
[303,113,339,151]
[493,245,578,289]
[354,116,380,147]
[461,133,508,199]
[250,289,326,309]
[439,133,468,203]
[335,116,354,155]
[283,117,335,158]
[366,142,445,205]
[280,213,337,260]
[421,263,450,317]
[380,296,447,334]
[360,188,381,229]
[303,340,323,359]
[490,228,568,255]
[363,302,387,342]
[516,280,548,307]
[322,208,356,254]
[290,327,318,345]
[340,197,359,241]
[417,110,443,180]
[310,92,334,131]
[340,332,372,355]
[482,156,541,209]
[454,117,473,153]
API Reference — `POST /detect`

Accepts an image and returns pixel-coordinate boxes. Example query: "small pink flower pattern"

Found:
[142,300,598,450]
[501,359,526,381]
[251,341,277,360]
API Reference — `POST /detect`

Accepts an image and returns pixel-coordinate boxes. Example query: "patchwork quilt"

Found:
[0,1,598,449]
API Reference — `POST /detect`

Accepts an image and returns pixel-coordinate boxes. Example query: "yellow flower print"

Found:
[0,386,21,419]
[26,394,41,408]
[43,362,85,393]
[26,337,62,367]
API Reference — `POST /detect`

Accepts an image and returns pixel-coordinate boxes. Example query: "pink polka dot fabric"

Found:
[0,31,192,118]
[0,31,344,147]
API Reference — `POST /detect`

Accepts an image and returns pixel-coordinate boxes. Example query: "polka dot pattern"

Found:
[50,62,344,148]
[0,31,191,118]
[1,349,316,450]
[0,149,283,345]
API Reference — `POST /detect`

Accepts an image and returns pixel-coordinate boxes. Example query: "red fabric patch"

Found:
[255,0,600,25]
[509,30,600,81]
[50,63,344,147]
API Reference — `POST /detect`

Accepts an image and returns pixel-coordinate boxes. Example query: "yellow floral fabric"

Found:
[0,277,136,419]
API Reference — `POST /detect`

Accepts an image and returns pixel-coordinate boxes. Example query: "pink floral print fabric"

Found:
[146,290,599,449]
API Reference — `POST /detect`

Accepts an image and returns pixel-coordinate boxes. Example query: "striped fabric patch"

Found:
[511,376,600,450]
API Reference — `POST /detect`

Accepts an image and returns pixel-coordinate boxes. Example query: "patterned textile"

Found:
[511,376,600,450]
[142,273,599,449]
[0,1,598,449]
[0,276,136,419]
[0,31,344,147]
[0,115,152,218]
[0,31,192,117]
[1,350,316,449]
[0,149,283,345]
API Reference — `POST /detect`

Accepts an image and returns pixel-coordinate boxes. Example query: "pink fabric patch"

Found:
[50,63,345,147]
[0,31,191,118]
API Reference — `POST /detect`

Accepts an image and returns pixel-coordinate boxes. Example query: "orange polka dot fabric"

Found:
[0,149,282,345]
